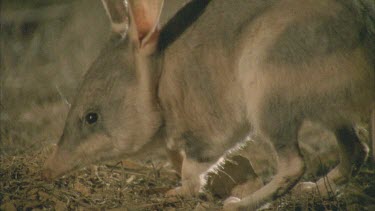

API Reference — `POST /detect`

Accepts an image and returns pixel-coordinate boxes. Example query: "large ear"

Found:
[128,0,164,48]
[101,0,129,37]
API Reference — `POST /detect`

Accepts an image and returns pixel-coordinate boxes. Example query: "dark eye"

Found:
[85,112,98,124]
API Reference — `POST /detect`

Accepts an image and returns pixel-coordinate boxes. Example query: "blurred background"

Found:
[0,0,187,155]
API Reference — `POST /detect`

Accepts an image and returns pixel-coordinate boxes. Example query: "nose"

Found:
[41,145,63,181]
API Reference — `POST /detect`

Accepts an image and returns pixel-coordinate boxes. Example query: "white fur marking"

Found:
[199,133,256,192]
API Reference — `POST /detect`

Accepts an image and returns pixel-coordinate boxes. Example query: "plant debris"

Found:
[0,146,203,210]
[0,145,374,210]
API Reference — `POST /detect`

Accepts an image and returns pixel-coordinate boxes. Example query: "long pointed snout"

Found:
[42,146,74,181]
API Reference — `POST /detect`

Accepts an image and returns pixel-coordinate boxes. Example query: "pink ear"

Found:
[132,5,153,40]
[128,0,164,46]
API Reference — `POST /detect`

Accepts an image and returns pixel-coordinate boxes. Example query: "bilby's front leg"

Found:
[165,133,216,197]
[166,147,184,176]
[166,154,212,197]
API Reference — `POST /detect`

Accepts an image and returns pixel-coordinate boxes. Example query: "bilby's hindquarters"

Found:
[225,0,375,209]
[340,0,375,162]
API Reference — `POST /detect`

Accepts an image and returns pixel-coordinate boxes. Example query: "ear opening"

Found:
[128,0,164,48]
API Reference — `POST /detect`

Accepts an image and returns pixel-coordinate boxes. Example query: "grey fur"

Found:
[43,0,375,210]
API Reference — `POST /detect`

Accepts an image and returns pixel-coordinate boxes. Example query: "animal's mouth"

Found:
[41,134,163,181]
[41,147,79,181]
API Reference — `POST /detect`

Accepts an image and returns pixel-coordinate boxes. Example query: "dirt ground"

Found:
[0,140,374,210]
[1,1,374,210]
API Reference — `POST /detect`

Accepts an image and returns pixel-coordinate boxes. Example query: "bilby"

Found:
[43,0,375,210]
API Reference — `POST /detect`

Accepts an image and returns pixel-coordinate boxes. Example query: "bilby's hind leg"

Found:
[225,144,305,210]
[224,116,305,210]
[295,125,369,196]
